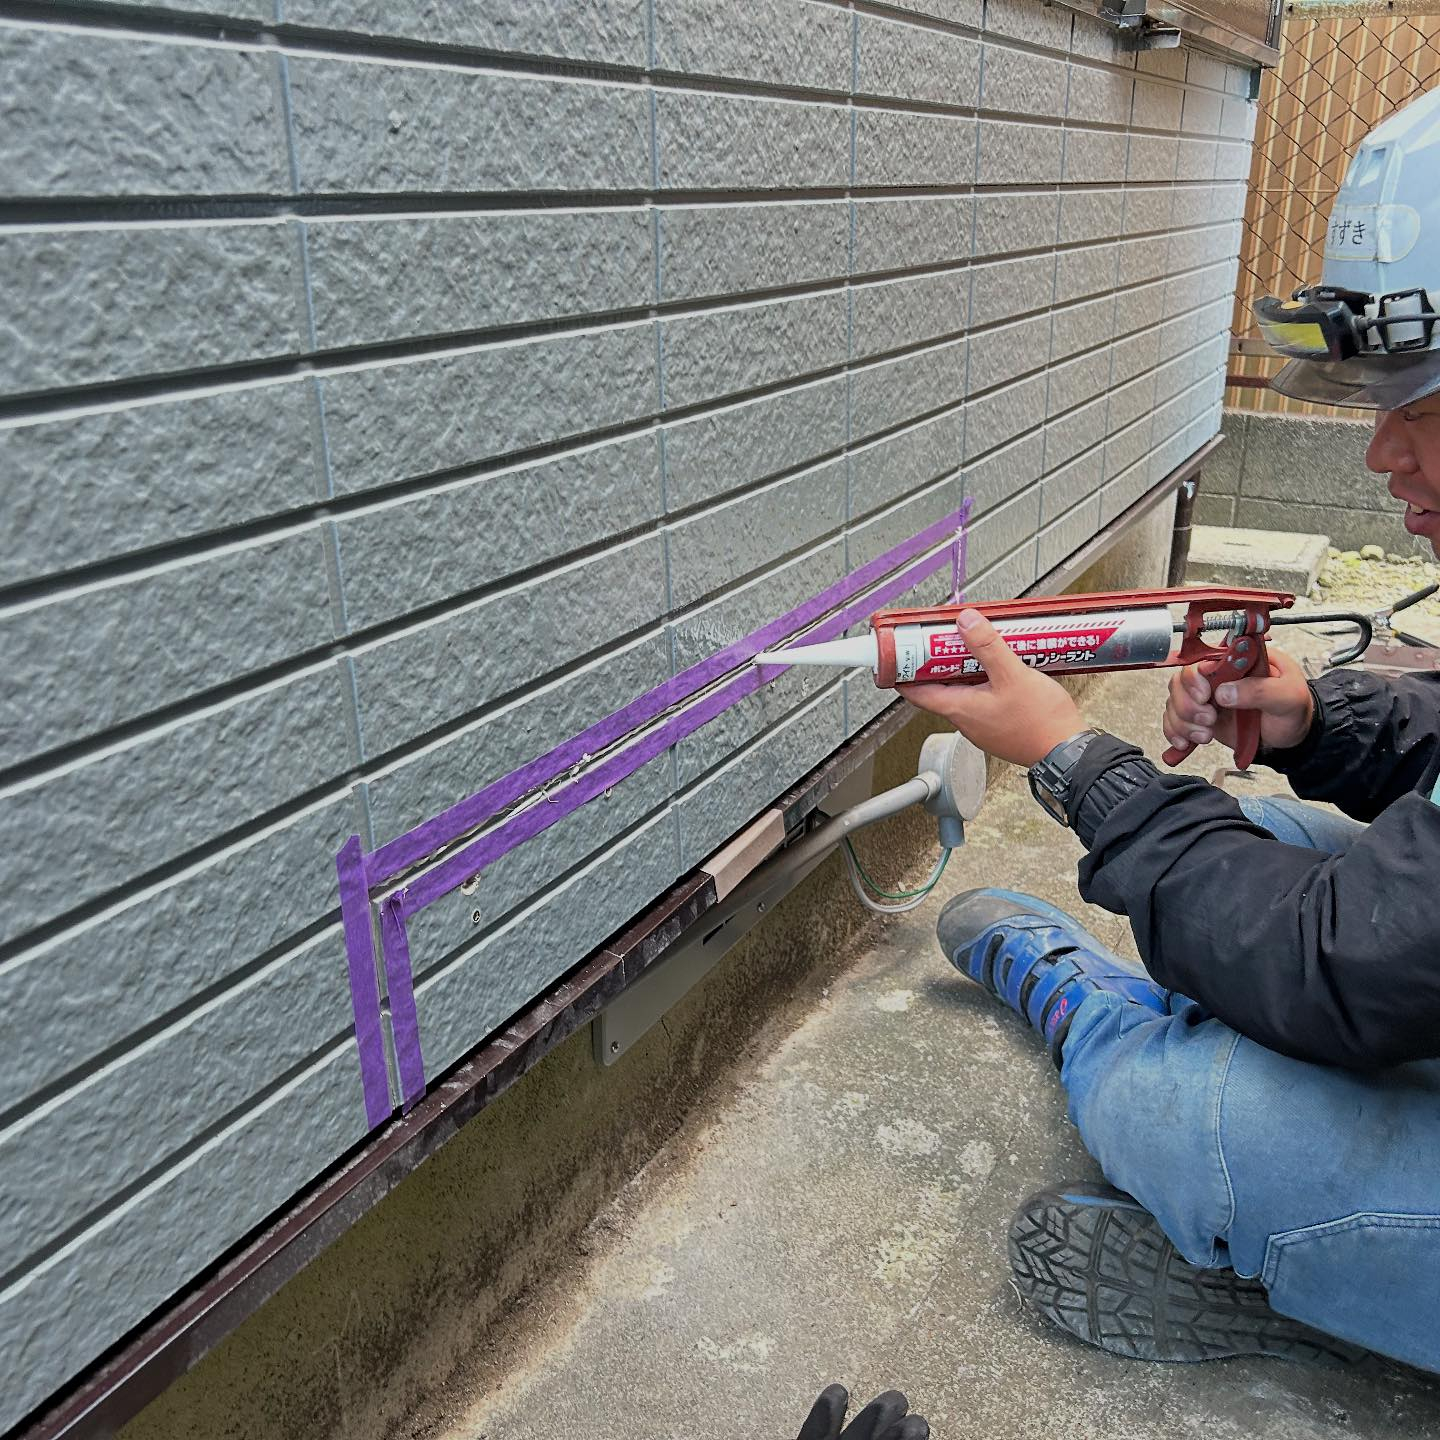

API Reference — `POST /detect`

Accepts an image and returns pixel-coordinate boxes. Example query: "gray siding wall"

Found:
[0,2,1252,1425]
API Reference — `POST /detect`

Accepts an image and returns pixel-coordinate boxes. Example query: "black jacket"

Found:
[1067,668,1440,1068]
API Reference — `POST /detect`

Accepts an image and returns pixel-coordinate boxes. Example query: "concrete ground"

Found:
[417,633,1440,1440]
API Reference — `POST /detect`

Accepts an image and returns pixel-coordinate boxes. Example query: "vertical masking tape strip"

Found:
[343,500,972,1120]
[336,836,393,1128]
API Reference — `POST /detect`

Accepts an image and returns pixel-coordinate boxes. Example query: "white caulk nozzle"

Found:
[754,633,879,672]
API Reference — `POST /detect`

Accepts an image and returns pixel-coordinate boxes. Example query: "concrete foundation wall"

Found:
[2,2,1252,1426]
[1202,410,1427,555]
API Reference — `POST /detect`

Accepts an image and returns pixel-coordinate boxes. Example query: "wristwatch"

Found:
[1028,728,1105,826]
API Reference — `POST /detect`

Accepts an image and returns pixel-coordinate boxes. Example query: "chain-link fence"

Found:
[1227,4,1440,413]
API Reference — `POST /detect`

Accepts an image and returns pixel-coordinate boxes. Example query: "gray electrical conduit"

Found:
[703,772,942,931]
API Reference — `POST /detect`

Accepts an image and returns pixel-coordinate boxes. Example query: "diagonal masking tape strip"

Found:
[383,525,970,1110]
[367,501,973,887]
[344,499,971,1119]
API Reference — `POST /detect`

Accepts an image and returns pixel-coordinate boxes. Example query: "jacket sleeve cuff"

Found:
[1064,733,1164,848]
[1254,673,1379,791]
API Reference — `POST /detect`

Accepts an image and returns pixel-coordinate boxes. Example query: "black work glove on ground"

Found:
[796,1384,930,1440]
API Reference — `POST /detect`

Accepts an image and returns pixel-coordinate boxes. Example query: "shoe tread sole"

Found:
[1009,1189,1368,1366]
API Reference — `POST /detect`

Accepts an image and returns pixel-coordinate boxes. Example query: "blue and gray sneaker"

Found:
[936,888,1168,1065]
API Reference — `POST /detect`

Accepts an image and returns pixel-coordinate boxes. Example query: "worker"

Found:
[901,85,1440,1374]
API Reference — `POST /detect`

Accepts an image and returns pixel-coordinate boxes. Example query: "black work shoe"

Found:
[1008,1183,1370,1366]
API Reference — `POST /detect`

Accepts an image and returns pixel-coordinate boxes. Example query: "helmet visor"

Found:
[1269,349,1440,411]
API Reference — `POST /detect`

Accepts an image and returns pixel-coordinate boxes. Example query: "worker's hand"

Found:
[797,1385,929,1440]
[899,609,1086,767]
[1162,647,1314,758]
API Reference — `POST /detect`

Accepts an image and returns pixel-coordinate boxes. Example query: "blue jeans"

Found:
[1060,795,1440,1373]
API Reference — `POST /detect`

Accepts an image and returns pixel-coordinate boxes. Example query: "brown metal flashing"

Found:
[14,435,1220,1440]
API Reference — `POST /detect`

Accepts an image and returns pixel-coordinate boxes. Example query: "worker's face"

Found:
[1367,396,1440,555]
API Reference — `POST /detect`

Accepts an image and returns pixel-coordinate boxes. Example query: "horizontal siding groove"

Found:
[0,215,1235,418]
[0,1024,356,1298]
[0,175,1227,228]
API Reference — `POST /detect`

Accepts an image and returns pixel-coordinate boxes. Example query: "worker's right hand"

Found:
[1162,647,1314,758]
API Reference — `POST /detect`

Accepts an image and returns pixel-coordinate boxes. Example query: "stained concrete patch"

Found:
[875,988,917,1012]
[1187,524,1329,593]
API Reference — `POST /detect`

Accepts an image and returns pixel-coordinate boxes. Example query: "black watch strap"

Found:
[1028,728,1105,826]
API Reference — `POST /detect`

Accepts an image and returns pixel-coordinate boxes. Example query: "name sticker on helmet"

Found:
[1324,203,1421,264]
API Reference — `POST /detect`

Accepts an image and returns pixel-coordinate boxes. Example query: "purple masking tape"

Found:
[397,538,957,918]
[379,896,427,1111]
[342,501,971,1122]
[367,502,973,887]
[335,836,392,1128]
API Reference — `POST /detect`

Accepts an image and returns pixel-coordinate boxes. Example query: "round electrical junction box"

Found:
[918,731,987,821]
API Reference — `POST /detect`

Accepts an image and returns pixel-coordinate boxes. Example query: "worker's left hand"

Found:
[796,1385,929,1440]
[900,609,1085,767]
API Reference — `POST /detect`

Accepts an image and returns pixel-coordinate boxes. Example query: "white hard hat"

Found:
[1256,85,1440,410]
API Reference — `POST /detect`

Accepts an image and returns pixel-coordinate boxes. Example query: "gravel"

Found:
[1310,545,1440,644]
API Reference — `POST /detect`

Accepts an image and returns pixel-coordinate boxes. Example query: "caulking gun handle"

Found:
[1200,626,1270,771]
[1230,635,1270,771]
[1158,624,1270,770]
[1159,708,1262,769]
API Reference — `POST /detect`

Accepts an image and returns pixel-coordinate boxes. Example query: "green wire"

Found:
[843,838,950,899]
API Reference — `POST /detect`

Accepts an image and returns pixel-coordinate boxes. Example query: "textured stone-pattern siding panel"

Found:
[305,211,656,348]
[1,28,289,197]
[1,225,306,395]
[283,0,649,64]
[286,60,652,194]
[0,2,1254,1425]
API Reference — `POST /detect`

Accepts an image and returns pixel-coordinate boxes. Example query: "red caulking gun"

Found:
[757,586,1342,770]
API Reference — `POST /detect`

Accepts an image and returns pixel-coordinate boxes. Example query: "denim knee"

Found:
[1236,795,1367,854]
